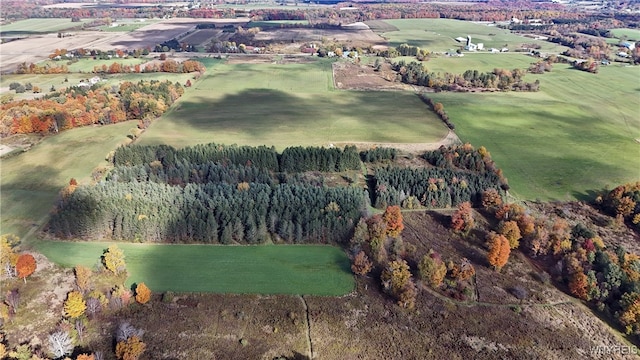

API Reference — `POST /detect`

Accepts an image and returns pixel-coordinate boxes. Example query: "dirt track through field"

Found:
[298,295,314,359]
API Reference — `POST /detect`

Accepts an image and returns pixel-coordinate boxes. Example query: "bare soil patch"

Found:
[333,61,410,91]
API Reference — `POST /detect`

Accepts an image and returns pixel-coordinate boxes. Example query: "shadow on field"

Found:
[168,87,435,143]
[1,163,66,238]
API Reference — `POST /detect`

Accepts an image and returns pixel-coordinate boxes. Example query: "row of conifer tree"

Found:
[49,143,505,243]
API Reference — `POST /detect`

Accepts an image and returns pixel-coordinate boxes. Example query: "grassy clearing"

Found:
[379,19,568,53]
[610,28,640,41]
[0,122,136,238]
[35,241,354,295]
[428,64,640,201]
[0,18,91,34]
[138,59,449,150]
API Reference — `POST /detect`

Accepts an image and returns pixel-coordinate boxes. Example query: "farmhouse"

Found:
[464,36,483,51]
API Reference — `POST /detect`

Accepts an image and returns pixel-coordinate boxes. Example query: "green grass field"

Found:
[424,52,539,73]
[428,64,640,201]
[35,242,354,295]
[379,19,568,53]
[0,122,137,238]
[0,18,91,34]
[610,28,640,41]
[138,59,449,149]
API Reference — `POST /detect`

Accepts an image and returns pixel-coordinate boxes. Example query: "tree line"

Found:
[392,60,540,92]
[48,178,365,245]
[113,143,362,173]
[1,80,184,136]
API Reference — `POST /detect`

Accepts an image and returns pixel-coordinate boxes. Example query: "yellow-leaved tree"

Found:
[64,291,86,319]
[103,245,126,275]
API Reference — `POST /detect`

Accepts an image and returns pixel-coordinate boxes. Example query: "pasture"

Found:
[610,28,640,41]
[0,18,91,35]
[35,242,355,295]
[428,64,640,201]
[0,121,136,238]
[138,58,450,150]
[377,19,568,53]
[424,52,538,73]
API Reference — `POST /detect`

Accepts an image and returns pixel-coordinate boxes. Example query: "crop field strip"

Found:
[36,242,355,295]
[378,19,568,53]
[138,59,450,150]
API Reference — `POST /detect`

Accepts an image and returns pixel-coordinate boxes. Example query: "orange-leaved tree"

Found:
[16,254,36,283]
[115,335,146,360]
[135,283,151,304]
[486,232,510,271]
[351,251,373,276]
[382,205,404,238]
[451,201,474,234]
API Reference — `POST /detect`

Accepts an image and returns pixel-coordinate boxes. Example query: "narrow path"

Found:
[297,295,314,359]
[421,284,572,308]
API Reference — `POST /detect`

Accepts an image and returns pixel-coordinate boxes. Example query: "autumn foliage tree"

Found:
[135,283,151,304]
[498,220,522,249]
[382,205,404,238]
[486,232,510,271]
[15,254,36,283]
[0,234,19,277]
[351,251,373,276]
[74,265,92,293]
[451,201,474,234]
[418,249,447,288]
[115,335,146,360]
[381,259,417,309]
[64,291,86,319]
[103,245,126,275]
[481,188,502,210]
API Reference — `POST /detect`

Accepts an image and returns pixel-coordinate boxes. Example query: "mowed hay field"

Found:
[139,59,449,149]
[429,63,640,201]
[36,242,354,295]
[0,122,136,238]
[378,19,568,53]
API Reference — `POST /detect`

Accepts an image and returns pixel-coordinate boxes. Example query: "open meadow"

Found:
[138,58,450,150]
[35,242,354,295]
[0,122,137,238]
[423,52,540,73]
[428,63,640,201]
[610,28,640,41]
[376,18,568,53]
